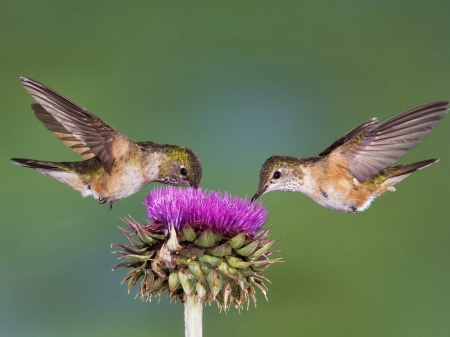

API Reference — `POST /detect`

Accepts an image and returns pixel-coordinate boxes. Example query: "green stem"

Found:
[184,295,203,337]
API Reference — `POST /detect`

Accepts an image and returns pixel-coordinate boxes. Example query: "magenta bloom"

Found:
[144,186,268,235]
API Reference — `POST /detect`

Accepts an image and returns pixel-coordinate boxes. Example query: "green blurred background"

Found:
[1,1,449,336]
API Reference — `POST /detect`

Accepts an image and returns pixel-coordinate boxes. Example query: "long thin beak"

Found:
[190,177,200,189]
[251,185,267,202]
[191,181,200,189]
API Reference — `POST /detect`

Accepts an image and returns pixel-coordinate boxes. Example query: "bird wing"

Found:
[21,76,129,173]
[322,101,449,182]
[30,103,95,160]
[318,118,379,156]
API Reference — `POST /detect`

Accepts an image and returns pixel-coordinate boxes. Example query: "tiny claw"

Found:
[98,197,107,204]
[109,201,114,210]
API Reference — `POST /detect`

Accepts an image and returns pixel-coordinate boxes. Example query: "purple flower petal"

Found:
[144,186,268,234]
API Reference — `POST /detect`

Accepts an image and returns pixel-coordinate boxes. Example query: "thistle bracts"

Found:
[113,187,280,311]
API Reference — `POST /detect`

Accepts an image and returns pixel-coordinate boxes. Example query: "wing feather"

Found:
[22,77,128,173]
[336,101,449,182]
[319,118,379,156]
[31,103,95,159]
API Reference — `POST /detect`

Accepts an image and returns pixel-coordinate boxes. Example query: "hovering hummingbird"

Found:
[251,101,449,213]
[11,77,202,209]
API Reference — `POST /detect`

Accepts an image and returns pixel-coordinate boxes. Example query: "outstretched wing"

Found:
[323,101,449,182]
[21,76,128,173]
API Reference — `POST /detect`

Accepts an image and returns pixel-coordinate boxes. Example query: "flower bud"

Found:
[113,187,280,311]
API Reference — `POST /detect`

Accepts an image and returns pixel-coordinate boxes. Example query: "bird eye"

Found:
[180,167,187,176]
[272,171,281,179]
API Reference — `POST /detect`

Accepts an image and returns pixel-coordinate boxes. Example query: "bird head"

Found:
[159,146,203,188]
[251,155,302,201]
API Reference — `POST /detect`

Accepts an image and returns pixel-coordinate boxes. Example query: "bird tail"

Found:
[387,159,438,178]
[372,159,438,196]
[10,158,65,171]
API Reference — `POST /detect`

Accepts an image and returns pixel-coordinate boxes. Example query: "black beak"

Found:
[251,185,267,202]
[189,175,201,189]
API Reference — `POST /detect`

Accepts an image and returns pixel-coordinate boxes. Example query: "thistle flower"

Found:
[113,186,280,312]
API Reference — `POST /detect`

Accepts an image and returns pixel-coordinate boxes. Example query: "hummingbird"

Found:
[251,101,449,213]
[11,77,203,209]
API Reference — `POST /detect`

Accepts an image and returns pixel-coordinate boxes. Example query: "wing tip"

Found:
[430,100,450,113]
[20,76,40,92]
[20,76,31,84]
[434,100,450,106]
[20,76,48,91]
[418,100,450,116]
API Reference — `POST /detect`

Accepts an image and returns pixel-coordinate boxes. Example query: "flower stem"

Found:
[184,295,203,337]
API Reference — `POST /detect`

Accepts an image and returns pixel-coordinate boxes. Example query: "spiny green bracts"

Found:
[112,187,280,311]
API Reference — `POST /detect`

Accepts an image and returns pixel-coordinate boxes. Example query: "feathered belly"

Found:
[312,178,373,213]
[91,165,146,202]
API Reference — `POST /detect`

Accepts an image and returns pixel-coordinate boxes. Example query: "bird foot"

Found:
[98,198,114,210]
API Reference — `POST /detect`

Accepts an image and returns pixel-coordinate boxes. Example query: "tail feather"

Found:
[11,158,92,197]
[373,159,438,197]
[10,158,64,171]
[388,159,438,178]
